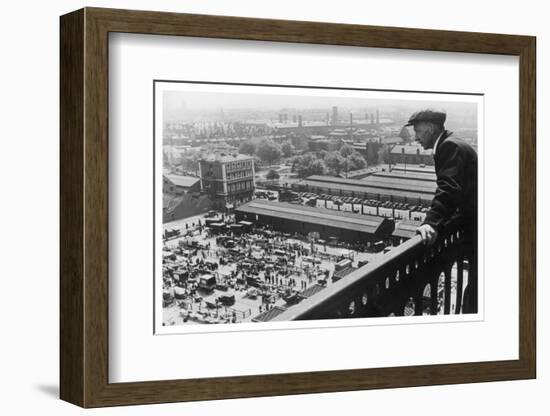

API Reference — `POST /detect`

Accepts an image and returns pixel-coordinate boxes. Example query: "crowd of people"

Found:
[162,221,355,325]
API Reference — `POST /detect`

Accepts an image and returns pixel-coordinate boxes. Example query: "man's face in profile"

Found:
[414,122,438,150]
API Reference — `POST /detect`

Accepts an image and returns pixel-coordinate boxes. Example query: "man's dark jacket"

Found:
[423,131,478,239]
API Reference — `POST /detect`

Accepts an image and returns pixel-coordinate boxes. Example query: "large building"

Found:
[372,170,436,182]
[199,153,255,210]
[390,163,436,174]
[235,200,395,244]
[163,174,200,195]
[308,136,339,152]
[293,175,436,205]
[389,144,434,166]
[163,174,211,223]
[331,106,339,125]
[358,175,436,194]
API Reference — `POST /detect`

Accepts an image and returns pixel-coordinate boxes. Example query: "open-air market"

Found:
[161,185,463,326]
[159,86,479,326]
[162,202,395,326]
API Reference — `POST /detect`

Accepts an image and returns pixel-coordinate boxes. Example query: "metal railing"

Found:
[272,219,476,321]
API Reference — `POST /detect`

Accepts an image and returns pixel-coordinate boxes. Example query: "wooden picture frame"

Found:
[60,7,536,408]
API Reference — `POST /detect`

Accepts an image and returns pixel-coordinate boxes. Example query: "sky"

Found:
[162,84,479,124]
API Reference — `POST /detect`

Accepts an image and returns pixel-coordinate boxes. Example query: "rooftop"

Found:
[298,178,434,202]
[333,266,357,279]
[300,284,326,298]
[373,170,436,182]
[299,179,434,202]
[391,144,433,155]
[390,163,436,173]
[236,200,389,234]
[345,168,377,178]
[164,174,200,188]
[392,220,423,239]
[199,153,254,163]
[360,176,436,194]
[307,175,436,195]
[381,137,403,144]
[251,306,287,322]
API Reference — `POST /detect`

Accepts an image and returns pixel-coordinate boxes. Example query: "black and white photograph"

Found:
[2,0,542,413]
[155,81,482,332]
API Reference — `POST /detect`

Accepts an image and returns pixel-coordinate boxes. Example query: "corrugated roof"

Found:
[300,284,326,298]
[391,163,436,173]
[251,306,287,322]
[236,200,387,234]
[360,176,436,194]
[306,175,436,195]
[164,174,200,188]
[299,180,433,202]
[373,170,436,182]
[333,266,357,279]
[392,220,423,239]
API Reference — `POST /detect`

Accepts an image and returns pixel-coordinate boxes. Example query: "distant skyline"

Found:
[162,87,479,126]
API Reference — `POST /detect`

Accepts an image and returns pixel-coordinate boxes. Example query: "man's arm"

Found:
[417,223,438,246]
[423,142,464,231]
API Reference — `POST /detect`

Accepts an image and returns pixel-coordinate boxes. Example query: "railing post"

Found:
[455,254,464,314]
[444,264,452,315]
[463,252,478,314]
[414,288,423,316]
[430,279,438,315]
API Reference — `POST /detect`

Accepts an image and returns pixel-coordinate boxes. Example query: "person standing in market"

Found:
[406,110,478,313]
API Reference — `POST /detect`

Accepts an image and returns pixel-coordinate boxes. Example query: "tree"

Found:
[239,140,256,155]
[292,152,315,176]
[301,152,317,165]
[281,140,295,158]
[308,159,326,176]
[294,153,326,178]
[266,169,280,180]
[339,144,354,157]
[179,149,200,173]
[347,151,367,171]
[324,151,346,176]
[256,139,282,166]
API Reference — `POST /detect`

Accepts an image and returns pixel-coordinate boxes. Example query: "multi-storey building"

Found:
[389,144,435,166]
[198,153,255,210]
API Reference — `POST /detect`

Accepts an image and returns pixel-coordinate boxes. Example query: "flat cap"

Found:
[405,110,446,127]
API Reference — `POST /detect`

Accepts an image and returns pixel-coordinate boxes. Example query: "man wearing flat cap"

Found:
[406,109,478,313]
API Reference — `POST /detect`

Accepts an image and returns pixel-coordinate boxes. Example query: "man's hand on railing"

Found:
[416,224,438,246]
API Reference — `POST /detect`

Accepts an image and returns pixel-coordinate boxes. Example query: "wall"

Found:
[0,0,546,415]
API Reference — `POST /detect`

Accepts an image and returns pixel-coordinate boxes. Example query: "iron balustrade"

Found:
[272,219,476,321]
